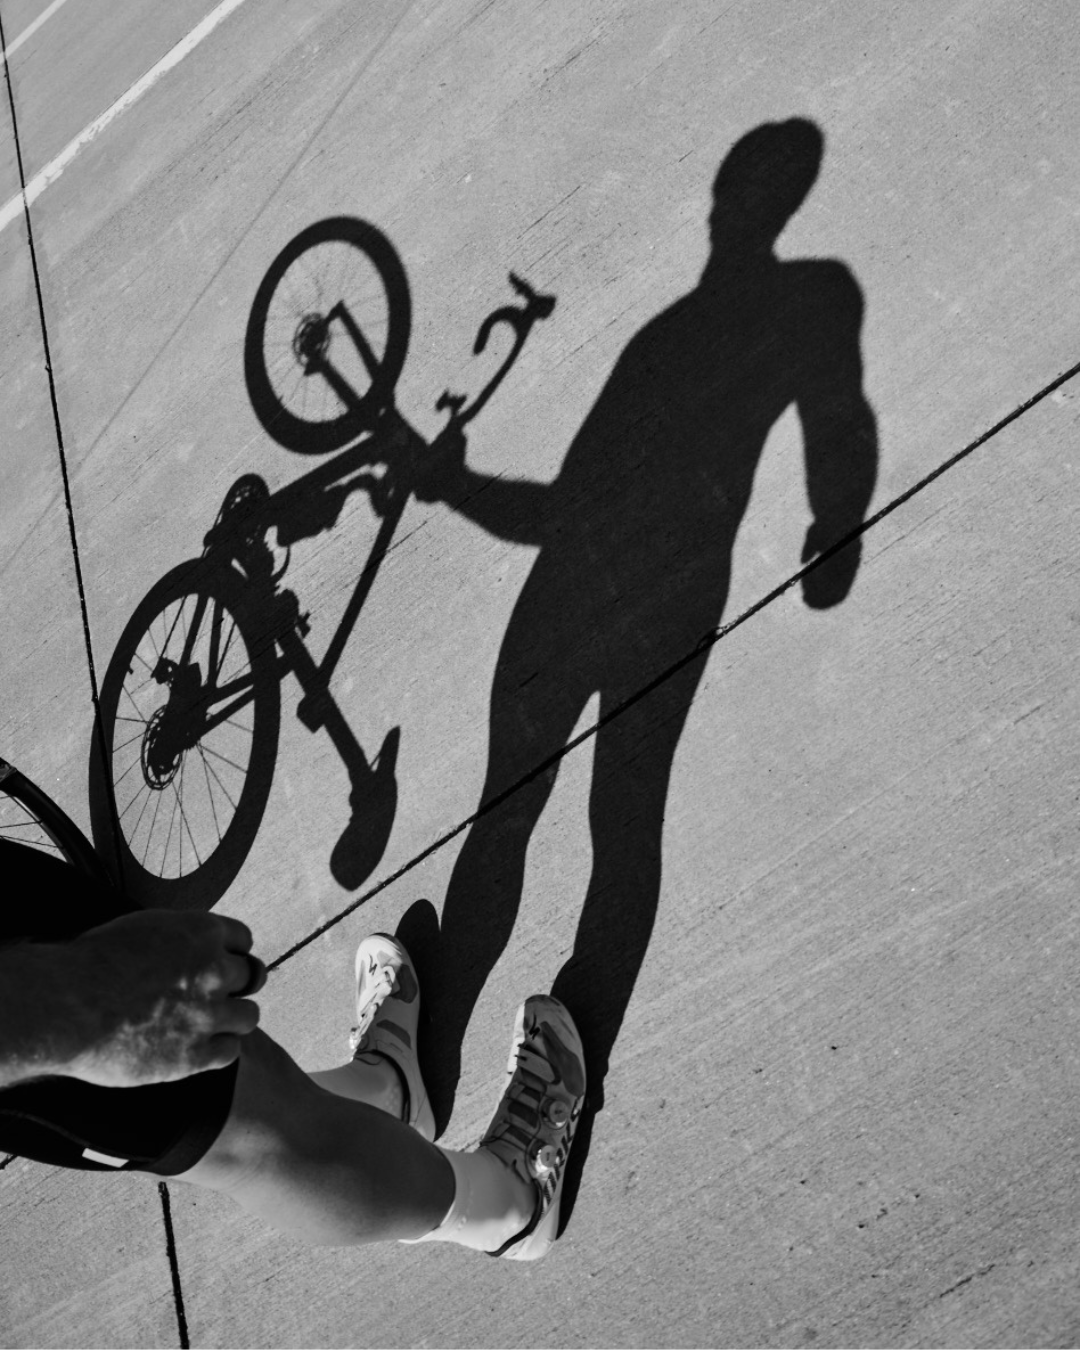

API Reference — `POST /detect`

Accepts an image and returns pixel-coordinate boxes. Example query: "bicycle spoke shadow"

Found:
[410,119,880,1230]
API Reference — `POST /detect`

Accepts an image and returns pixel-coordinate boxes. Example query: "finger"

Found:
[233,954,268,999]
[214,914,255,954]
[211,996,262,1039]
[218,950,265,997]
[195,1032,244,1073]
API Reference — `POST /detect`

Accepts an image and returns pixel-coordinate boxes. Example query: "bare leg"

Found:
[308,1056,403,1116]
[165,980,583,1256]
[167,1030,454,1245]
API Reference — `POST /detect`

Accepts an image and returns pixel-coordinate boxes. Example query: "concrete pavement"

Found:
[2,1,1078,1345]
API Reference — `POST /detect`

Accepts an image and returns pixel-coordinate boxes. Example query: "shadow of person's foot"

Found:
[394,897,461,1135]
[556,1092,597,1238]
[550,961,615,1236]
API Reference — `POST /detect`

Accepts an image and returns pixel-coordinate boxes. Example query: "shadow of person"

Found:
[417,119,879,1160]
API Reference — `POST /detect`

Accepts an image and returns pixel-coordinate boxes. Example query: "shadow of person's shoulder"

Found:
[781,254,864,312]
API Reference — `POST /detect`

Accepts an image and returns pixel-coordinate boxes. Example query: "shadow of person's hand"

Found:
[412,424,467,503]
[801,524,862,608]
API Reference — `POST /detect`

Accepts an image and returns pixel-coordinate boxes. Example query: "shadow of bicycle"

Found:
[88,216,559,915]
[88,221,420,909]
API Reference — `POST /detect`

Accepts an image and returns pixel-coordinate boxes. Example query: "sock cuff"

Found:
[399,1145,534,1253]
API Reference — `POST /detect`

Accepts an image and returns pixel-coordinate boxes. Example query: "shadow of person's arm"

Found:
[412,425,551,547]
[796,262,879,608]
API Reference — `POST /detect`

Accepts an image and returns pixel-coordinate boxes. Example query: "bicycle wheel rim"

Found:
[0,757,110,882]
[244,216,411,454]
[92,563,280,909]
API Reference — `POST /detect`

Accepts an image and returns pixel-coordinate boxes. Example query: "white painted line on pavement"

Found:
[0,0,250,235]
[1,0,75,61]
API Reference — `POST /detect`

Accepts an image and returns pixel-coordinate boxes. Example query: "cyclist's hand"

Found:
[413,424,467,503]
[63,910,265,1087]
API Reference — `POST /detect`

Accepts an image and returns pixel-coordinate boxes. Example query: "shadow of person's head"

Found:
[708,117,824,257]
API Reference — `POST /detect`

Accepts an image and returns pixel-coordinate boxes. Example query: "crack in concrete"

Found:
[939,1262,996,1299]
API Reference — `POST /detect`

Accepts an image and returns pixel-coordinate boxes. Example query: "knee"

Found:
[177,1031,324,1187]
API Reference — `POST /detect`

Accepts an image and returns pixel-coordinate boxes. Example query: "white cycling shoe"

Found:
[349,933,435,1143]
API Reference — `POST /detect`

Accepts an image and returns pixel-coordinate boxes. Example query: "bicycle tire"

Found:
[0,757,111,883]
[245,216,411,454]
[90,561,281,910]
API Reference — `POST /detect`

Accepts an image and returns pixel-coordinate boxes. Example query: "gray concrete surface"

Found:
[2,1,1079,1345]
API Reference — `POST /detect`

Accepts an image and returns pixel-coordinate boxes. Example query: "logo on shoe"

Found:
[391,961,418,1004]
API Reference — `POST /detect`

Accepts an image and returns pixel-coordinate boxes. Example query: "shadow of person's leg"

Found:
[552,650,707,1115]
[548,653,706,1231]
[424,662,592,1128]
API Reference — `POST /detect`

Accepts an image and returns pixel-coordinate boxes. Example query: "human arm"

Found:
[795,264,879,607]
[410,424,553,547]
[0,909,264,1090]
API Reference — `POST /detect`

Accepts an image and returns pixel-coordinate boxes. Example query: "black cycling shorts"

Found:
[0,839,238,1175]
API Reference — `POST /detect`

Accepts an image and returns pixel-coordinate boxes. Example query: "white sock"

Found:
[401,1145,537,1253]
[309,1054,405,1121]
